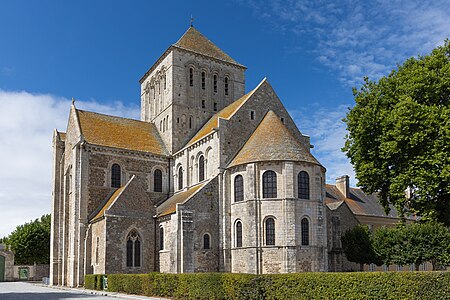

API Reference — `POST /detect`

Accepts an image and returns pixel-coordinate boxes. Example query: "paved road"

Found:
[0,281,164,300]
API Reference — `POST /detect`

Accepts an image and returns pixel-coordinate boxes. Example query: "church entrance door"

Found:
[0,255,5,281]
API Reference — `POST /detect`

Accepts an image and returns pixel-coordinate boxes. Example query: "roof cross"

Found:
[190,15,194,27]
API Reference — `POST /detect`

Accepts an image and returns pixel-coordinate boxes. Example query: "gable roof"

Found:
[76,109,168,155]
[156,181,208,217]
[184,86,258,148]
[174,26,242,67]
[325,184,401,219]
[90,186,126,222]
[228,110,321,168]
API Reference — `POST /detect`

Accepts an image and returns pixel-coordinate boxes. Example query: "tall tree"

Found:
[341,225,379,271]
[371,226,398,267]
[4,214,51,265]
[343,40,450,225]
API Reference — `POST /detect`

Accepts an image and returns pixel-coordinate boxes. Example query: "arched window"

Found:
[262,170,277,198]
[111,164,121,188]
[189,68,193,86]
[213,74,217,93]
[178,167,183,190]
[189,117,192,129]
[159,227,164,250]
[198,155,205,182]
[234,175,244,202]
[201,71,206,90]
[301,218,309,246]
[235,221,242,247]
[298,171,310,199]
[224,77,229,95]
[126,230,141,267]
[154,169,163,192]
[203,233,210,249]
[265,218,275,246]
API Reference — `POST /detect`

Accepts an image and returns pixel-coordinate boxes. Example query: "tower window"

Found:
[265,218,275,246]
[154,169,163,192]
[298,171,310,199]
[213,75,217,93]
[281,117,284,123]
[301,218,309,246]
[235,221,242,247]
[164,74,166,90]
[262,170,277,198]
[224,77,229,95]
[250,111,255,120]
[234,175,244,202]
[201,71,206,90]
[111,164,121,188]
[178,167,183,190]
[202,100,206,109]
[126,230,141,267]
[203,233,211,249]
[189,117,192,129]
[189,68,193,86]
[198,155,205,182]
[213,102,217,111]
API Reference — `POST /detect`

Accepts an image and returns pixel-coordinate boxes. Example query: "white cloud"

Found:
[0,90,139,237]
[240,0,450,85]
[290,104,356,186]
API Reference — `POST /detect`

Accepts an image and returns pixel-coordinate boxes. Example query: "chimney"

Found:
[336,175,350,198]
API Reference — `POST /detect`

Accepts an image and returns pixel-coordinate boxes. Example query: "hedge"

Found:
[85,271,450,299]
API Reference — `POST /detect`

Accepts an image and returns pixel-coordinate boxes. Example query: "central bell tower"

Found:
[139,26,247,154]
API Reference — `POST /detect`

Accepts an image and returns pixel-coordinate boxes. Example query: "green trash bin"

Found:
[102,275,108,291]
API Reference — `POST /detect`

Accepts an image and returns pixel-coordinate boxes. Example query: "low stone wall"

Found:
[12,264,49,281]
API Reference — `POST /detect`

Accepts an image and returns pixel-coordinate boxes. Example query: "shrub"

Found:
[85,271,450,299]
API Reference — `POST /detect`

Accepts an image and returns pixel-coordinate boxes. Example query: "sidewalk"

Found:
[45,283,170,300]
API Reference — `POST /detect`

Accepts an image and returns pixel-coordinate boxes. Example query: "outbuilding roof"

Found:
[325,184,400,218]
[227,110,321,168]
[76,109,168,155]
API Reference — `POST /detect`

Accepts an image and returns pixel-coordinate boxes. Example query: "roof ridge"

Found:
[76,109,145,124]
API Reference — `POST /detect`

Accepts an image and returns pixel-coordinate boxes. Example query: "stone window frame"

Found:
[177,164,184,190]
[224,76,230,96]
[153,168,163,193]
[297,171,310,200]
[263,216,276,246]
[300,216,310,246]
[159,226,164,251]
[201,70,206,90]
[125,229,142,268]
[262,170,277,199]
[189,66,194,87]
[233,174,244,202]
[202,232,211,250]
[108,161,124,188]
[196,152,206,183]
[234,219,243,248]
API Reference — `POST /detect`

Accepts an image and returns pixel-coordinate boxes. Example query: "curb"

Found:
[41,283,169,300]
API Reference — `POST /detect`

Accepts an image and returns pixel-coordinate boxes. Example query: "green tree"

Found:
[4,214,51,265]
[343,40,450,225]
[341,225,379,271]
[371,226,398,267]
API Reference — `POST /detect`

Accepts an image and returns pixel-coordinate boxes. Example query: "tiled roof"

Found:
[76,109,168,155]
[90,186,125,222]
[325,184,400,218]
[174,27,242,66]
[156,181,208,217]
[228,110,321,168]
[185,88,256,148]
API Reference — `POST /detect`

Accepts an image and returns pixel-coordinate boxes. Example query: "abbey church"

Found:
[50,27,403,287]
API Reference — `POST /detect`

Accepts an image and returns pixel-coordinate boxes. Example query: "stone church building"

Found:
[50,27,403,287]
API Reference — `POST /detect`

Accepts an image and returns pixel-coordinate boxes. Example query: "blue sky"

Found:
[0,0,448,236]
